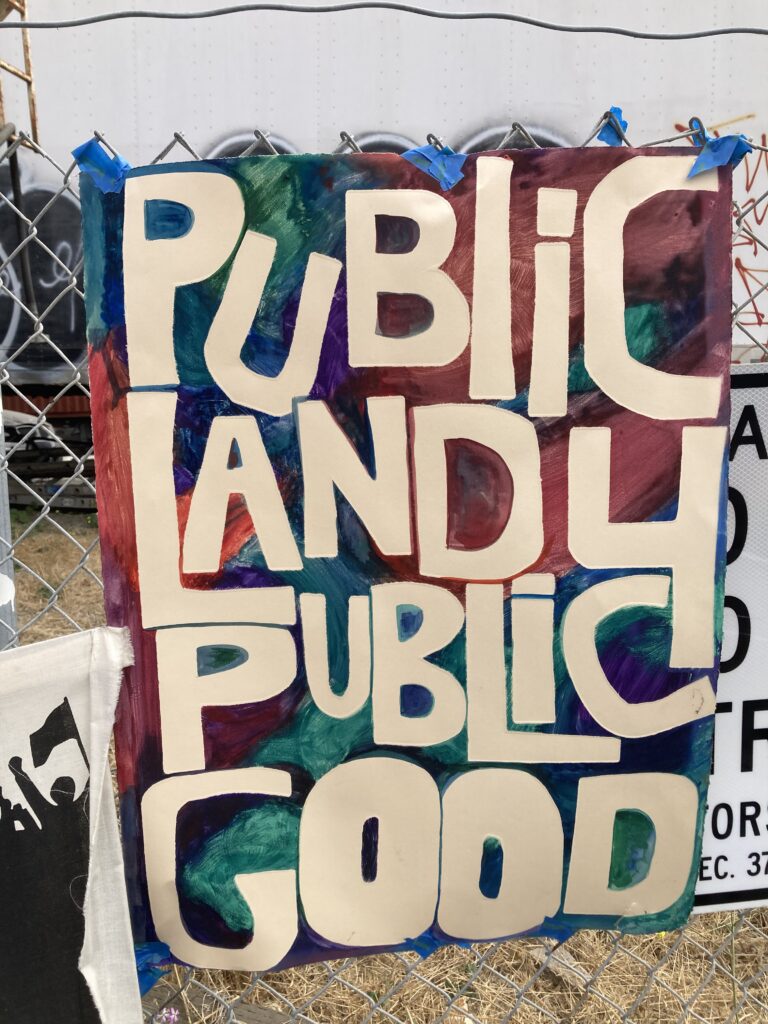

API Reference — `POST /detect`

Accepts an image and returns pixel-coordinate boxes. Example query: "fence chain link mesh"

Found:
[1,125,768,1024]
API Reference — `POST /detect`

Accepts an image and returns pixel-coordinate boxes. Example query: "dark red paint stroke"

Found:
[202,684,304,770]
[90,338,164,793]
[445,439,513,551]
[89,339,138,597]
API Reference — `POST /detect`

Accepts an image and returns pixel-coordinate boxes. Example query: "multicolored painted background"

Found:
[81,149,731,969]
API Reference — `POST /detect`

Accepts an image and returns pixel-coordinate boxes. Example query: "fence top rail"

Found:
[0,4,765,41]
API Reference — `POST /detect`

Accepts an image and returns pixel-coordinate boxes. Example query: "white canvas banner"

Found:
[0,627,141,1024]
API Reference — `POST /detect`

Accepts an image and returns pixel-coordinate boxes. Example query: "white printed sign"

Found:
[697,365,768,911]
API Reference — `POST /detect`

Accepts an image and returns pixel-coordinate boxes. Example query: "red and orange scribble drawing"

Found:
[676,120,768,359]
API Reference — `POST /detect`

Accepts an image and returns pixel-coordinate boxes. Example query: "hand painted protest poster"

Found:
[0,628,141,1024]
[80,148,731,972]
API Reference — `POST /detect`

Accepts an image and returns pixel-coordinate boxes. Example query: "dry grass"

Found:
[12,509,104,642]
[12,513,768,1023]
[147,915,768,1024]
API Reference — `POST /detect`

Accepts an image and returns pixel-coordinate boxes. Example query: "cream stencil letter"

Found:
[438,768,564,939]
[300,593,371,718]
[371,582,466,747]
[299,757,440,946]
[156,624,297,774]
[569,424,727,668]
[346,189,470,366]
[564,772,699,917]
[469,157,516,399]
[413,404,543,580]
[528,188,577,418]
[123,171,244,386]
[143,767,297,970]
[465,584,620,763]
[127,392,296,628]
[583,156,722,420]
[204,232,341,416]
[562,574,715,737]
[299,396,411,558]
[182,414,302,574]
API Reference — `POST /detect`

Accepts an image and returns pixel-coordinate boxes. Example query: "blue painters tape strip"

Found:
[688,133,753,177]
[401,143,467,190]
[135,940,173,996]
[72,137,132,193]
[597,106,628,147]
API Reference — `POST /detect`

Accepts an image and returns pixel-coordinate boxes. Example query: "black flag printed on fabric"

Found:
[29,697,89,769]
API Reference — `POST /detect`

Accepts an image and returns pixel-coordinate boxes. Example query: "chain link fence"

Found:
[1,121,768,1024]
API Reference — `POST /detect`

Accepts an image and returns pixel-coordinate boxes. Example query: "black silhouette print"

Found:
[0,698,101,1024]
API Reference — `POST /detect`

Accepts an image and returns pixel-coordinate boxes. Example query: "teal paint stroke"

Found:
[181,801,301,933]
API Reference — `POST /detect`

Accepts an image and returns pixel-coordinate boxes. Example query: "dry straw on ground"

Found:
[11,511,768,1023]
